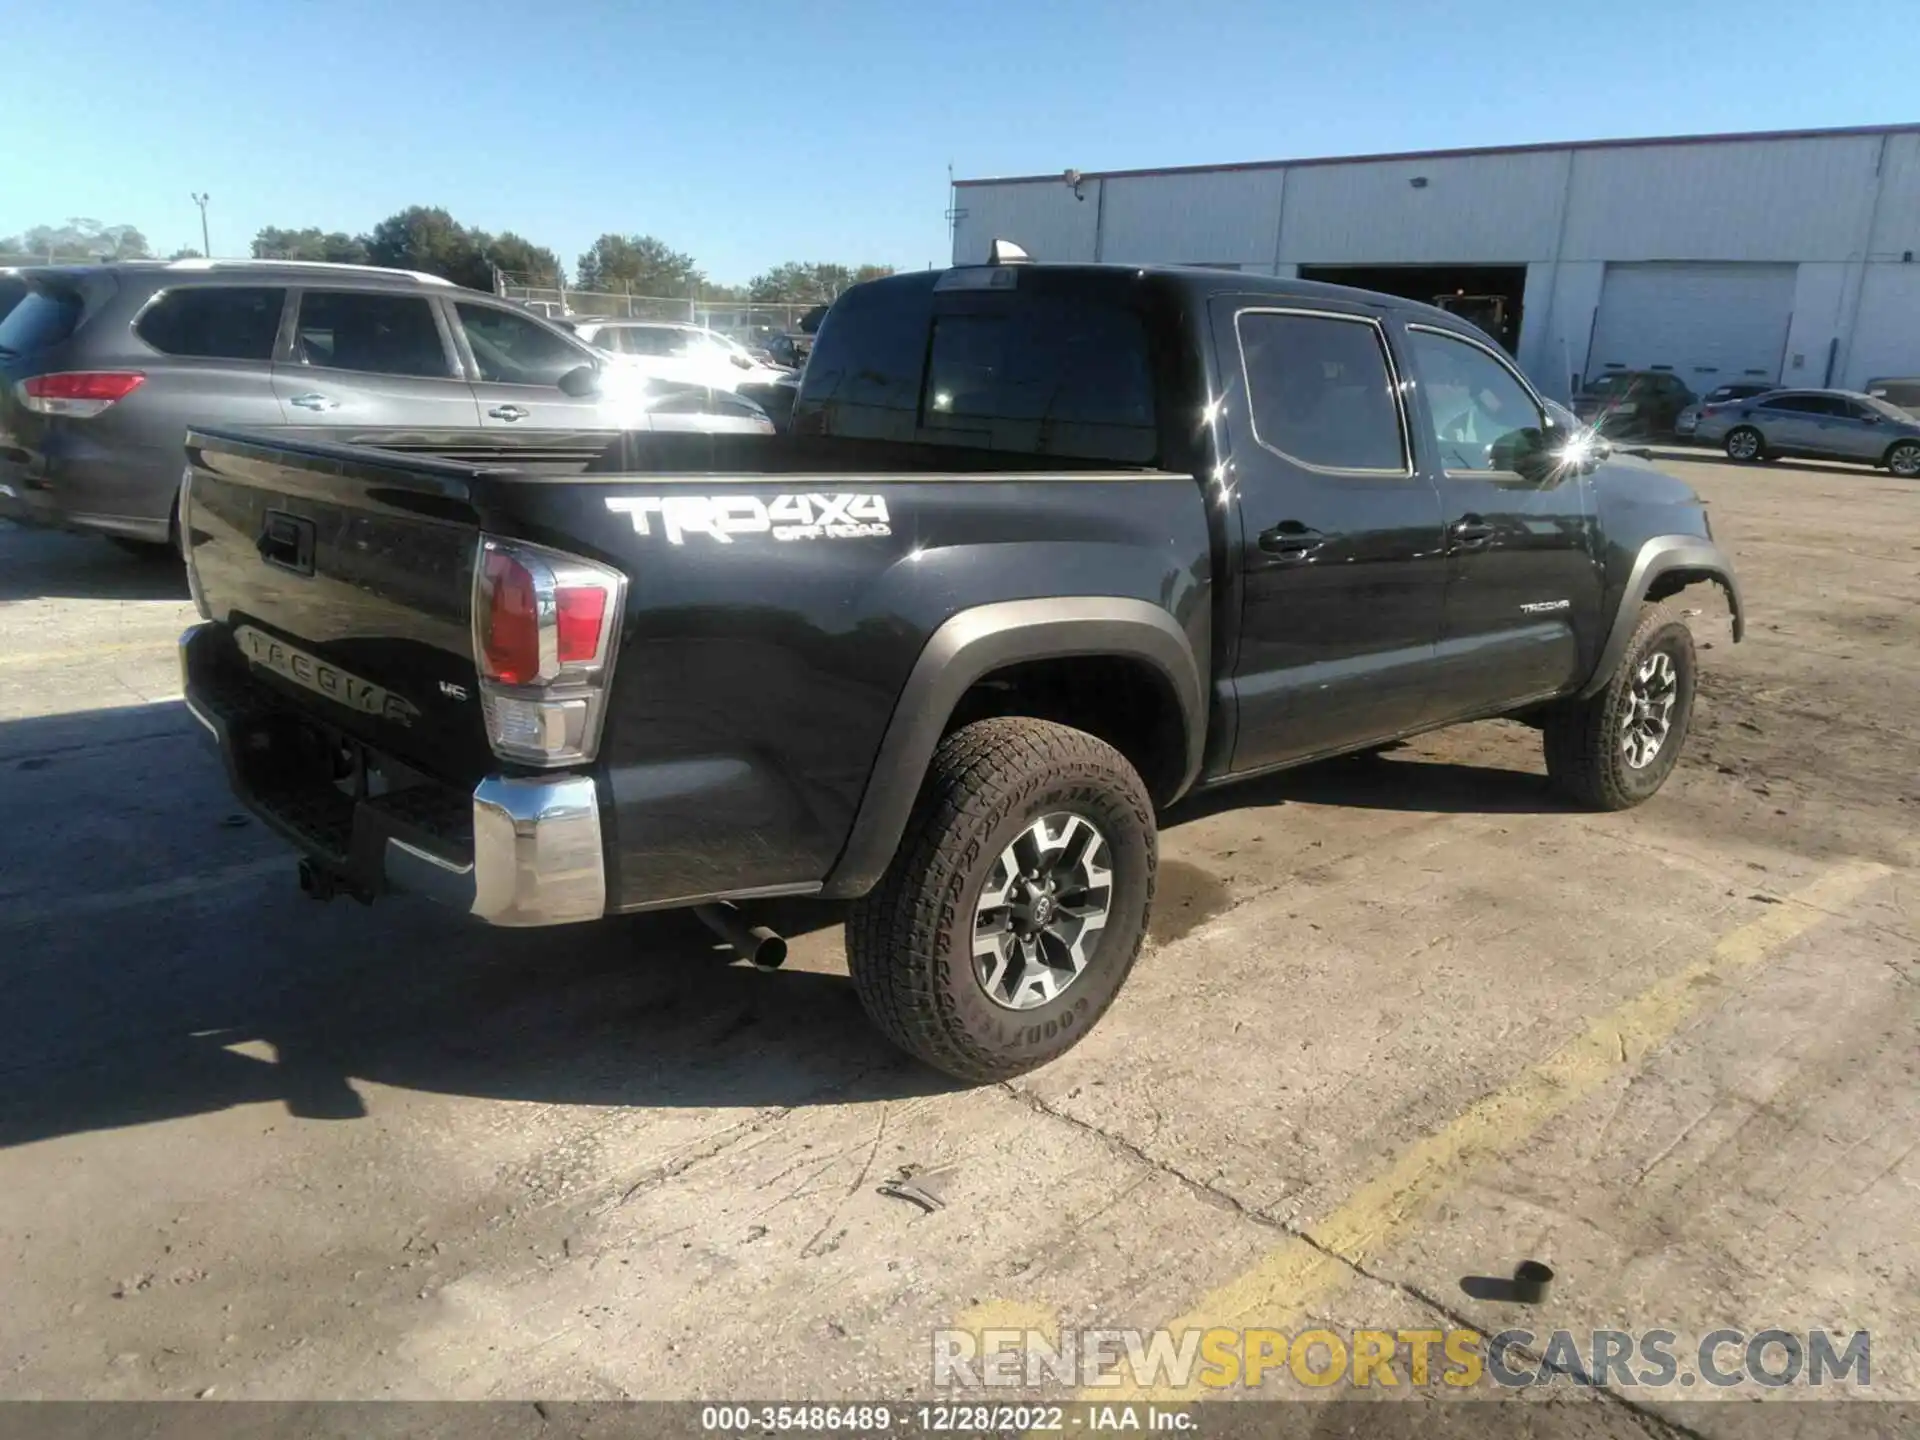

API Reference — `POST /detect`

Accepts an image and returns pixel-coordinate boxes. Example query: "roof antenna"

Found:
[988,239,1031,265]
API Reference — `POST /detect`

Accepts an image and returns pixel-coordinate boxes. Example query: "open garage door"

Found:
[1586,263,1794,391]
[1843,265,1920,392]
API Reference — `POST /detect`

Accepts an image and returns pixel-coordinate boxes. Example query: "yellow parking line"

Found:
[1066,857,1891,1403]
[0,639,172,668]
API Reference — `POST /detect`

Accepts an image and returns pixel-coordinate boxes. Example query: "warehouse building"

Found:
[949,123,1920,401]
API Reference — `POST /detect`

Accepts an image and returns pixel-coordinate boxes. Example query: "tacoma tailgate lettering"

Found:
[233,625,421,727]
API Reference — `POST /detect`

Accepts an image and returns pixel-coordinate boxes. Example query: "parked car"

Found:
[0,267,29,324]
[176,256,1741,1081]
[1692,387,1920,476]
[1675,381,1775,437]
[0,259,769,552]
[1572,371,1695,437]
[565,319,792,392]
[765,330,814,370]
[1864,377,1920,419]
[736,371,801,432]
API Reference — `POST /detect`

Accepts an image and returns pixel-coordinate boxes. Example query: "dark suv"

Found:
[1572,370,1695,438]
[0,260,770,551]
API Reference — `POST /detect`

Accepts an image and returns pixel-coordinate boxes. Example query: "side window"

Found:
[620,327,682,358]
[455,303,591,387]
[1407,327,1545,473]
[1846,400,1882,421]
[137,287,284,361]
[1236,311,1407,472]
[793,281,930,442]
[294,291,452,378]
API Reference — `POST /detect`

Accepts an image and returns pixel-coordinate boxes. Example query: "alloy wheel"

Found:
[1621,651,1679,770]
[972,812,1113,1011]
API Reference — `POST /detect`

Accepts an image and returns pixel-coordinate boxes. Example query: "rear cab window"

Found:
[137,287,285,360]
[796,273,1160,464]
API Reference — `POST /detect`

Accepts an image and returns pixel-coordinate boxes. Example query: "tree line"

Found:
[4,207,895,304]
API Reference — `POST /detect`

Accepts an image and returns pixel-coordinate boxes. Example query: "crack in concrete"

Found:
[1006,1081,1716,1440]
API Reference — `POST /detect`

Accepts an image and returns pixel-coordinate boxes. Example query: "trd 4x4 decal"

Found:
[606,493,891,544]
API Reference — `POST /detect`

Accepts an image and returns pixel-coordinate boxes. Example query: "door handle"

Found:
[1450,516,1496,548]
[1257,521,1325,557]
[287,392,338,412]
[488,405,530,422]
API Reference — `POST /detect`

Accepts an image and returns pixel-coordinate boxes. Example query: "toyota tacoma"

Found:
[178,252,1743,1082]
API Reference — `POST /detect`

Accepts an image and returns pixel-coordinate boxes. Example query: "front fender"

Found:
[1580,534,1744,698]
[819,597,1206,899]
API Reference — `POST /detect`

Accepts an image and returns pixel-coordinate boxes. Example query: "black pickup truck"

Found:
[178,256,1743,1082]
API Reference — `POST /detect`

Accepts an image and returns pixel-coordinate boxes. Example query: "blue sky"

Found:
[2,0,1913,285]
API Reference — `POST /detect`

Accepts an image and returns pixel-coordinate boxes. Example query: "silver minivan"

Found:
[0,259,771,551]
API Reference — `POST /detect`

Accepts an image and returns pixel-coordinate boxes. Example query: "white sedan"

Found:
[564,319,794,392]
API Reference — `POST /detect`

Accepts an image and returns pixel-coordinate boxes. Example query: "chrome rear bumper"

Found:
[181,623,607,927]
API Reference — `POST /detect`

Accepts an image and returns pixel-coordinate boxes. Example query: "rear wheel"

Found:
[1543,604,1697,811]
[1885,440,1920,478]
[1724,426,1764,462]
[845,716,1157,1083]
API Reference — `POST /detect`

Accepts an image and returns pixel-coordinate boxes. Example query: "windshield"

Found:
[1858,393,1910,422]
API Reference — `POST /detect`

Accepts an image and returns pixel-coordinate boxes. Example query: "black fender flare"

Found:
[1579,534,1744,699]
[820,597,1206,899]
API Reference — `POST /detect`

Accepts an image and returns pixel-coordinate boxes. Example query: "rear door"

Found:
[446,299,613,428]
[276,288,479,427]
[1752,393,1823,453]
[1209,299,1451,771]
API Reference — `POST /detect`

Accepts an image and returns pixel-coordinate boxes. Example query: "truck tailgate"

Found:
[182,428,495,785]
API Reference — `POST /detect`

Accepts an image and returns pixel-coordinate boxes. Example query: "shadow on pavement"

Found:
[0,524,189,602]
[0,699,1566,1150]
[1167,744,1570,827]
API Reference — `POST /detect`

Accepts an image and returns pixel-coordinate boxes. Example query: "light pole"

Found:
[190,193,211,258]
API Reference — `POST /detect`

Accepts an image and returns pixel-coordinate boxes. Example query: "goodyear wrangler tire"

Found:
[1543,604,1697,811]
[845,717,1157,1083]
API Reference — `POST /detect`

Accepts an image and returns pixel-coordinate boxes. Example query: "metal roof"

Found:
[955,121,1920,188]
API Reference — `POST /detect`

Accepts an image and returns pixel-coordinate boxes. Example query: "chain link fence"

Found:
[499,284,818,341]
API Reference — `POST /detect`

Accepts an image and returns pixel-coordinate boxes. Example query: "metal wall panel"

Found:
[1841,264,1920,389]
[1868,132,1920,259]
[950,181,1098,264]
[1560,136,1879,261]
[1101,168,1288,267]
[1277,149,1568,263]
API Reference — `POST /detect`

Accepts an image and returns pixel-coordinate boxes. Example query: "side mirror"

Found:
[557,364,599,398]
[731,352,753,370]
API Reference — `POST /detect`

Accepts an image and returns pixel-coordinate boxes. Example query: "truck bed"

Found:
[180,424,1209,914]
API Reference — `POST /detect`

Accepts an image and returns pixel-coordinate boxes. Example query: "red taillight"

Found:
[556,587,607,664]
[24,372,145,400]
[480,549,541,684]
[18,371,145,416]
[471,536,625,767]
